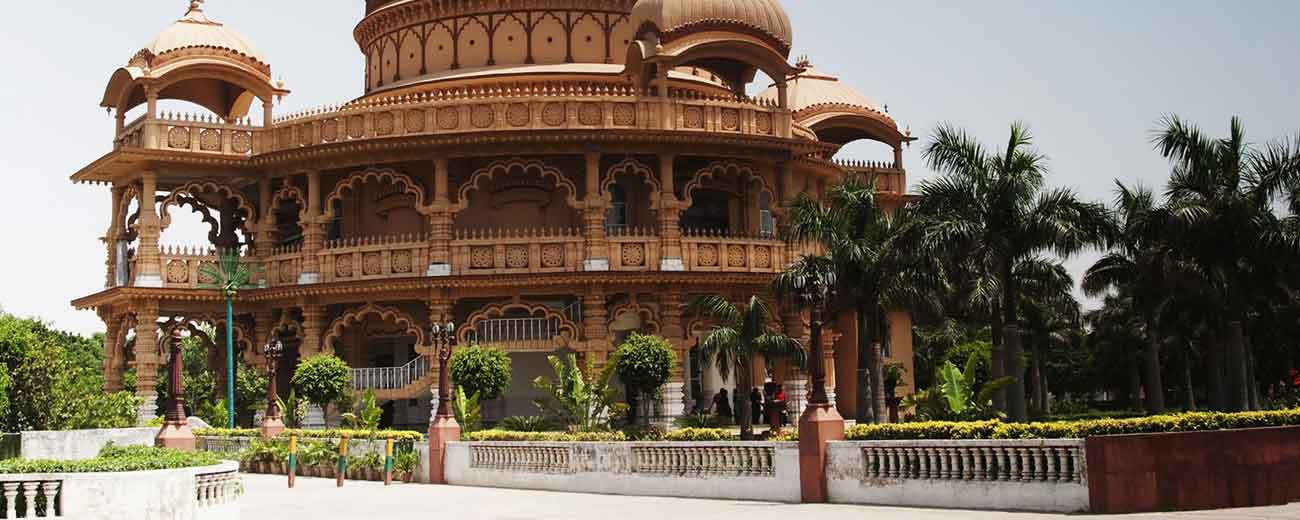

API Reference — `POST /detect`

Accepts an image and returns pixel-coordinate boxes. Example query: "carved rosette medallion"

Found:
[278,263,296,284]
[613,103,636,126]
[321,118,340,141]
[506,103,530,127]
[347,115,365,138]
[391,250,413,273]
[756,113,772,134]
[336,255,355,278]
[297,124,314,146]
[621,243,645,267]
[405,110,425,133]
[231,131,252,153]
[727,245,746,267]
[720,109,740,131]
[167,127,190,149]
[438,107,460,130]
[374,112,395,136]
[753,246,772,268]
[578,104,602,126]
[541,244,565,268]
[472,105,495,129]
[697,244,719,267]
[505,246,529,268]
[166,260,189,284]
[199,129,221,151]
[683,107,704,129]
[542,103,566,126]
[362,253,383,275]
[470,247,494,269]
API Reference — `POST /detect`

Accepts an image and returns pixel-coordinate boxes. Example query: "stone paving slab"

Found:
[240,474,1300,520]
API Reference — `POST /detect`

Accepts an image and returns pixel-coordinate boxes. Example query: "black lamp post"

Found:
[430,322,458,418]
[259,338,286,438]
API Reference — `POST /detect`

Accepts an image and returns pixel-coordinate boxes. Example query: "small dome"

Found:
[761,63,883,114]
[145,1,267,66]
[630,0,793,56]
[759,60,907,146]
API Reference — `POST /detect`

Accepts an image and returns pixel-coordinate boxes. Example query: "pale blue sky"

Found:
[2,1,1297,334]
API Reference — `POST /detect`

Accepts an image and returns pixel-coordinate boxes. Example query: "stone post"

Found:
[300,304,324,357]
[254,178,273,264]
[427,296,459,484]
[426,158,453,276]
[582,152,609,271]
[582,287,610,354]
[102,310,124,393]
[134,172,162,287]
[157,328,197,451]
[661,288,689,415]
[105,186,124,288]
[658,154,684,271]
[798,304,845,503]
[132,301,161,423]
[299,171,323,284]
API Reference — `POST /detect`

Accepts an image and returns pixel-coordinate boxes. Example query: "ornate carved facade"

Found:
[74,0,915,426]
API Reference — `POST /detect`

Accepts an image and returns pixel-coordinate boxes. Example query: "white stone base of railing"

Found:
[661,383,686,420]
[20,428,157,461]
[0,461,241,520]
[425,263,451,277]
[583,259,610,271]
[304,406,326,429]
[659,258,685,271]
[446,442,799,503]
[826,440,1089,513]
[297,272,320,284]
[133,274,162,288]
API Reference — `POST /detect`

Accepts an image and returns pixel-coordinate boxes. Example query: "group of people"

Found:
[708,383,790,426]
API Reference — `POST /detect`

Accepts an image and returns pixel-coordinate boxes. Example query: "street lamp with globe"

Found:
[259,338,286,439]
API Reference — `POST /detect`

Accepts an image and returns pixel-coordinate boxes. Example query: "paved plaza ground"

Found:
[241,474,1300,519]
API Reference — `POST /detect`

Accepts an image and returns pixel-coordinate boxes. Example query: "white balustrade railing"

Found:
[194,471,242,508]
[351,355,431,391]
[471,445,572,474]
[470,317,561,345]
[1,480,61,519]
[857,439,1086,483]
[631,445,775,477]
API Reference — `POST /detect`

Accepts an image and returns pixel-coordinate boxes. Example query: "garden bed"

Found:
[843,409,1300,440]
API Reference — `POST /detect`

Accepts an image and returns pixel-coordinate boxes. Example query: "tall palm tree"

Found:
[1154,116,1300,411]
[688,295,804,440]
[1082,182,1192,413]
[1086,295,1145,412]
[918,122,1109,422]
[1016,258,1079,417]
[784,175,942,424]
[200,249,260,428]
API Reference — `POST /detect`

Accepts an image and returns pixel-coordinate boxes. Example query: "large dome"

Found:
[145,1,267,66]
[629,0,793,56]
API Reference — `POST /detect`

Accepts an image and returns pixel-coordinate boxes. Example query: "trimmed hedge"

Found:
[845,409,1300,440]
[0,445,222,474]
[663,428,736,442]
[461,430,628,442]
[194,428,423,443]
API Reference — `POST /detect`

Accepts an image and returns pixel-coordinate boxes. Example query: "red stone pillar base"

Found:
[155,421,197,451]
[259,416,286,440]
[798,403,844,503]
[427,415,461,484]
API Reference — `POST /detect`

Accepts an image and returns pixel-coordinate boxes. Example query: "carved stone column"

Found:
[427,158,453,276]
[134,172,162,287]
[660,288,688,415]
[658,154,685,271]
[101,309,125,393]
[582,152,609,271]
[132,300,161,423]
[582,287,610,355]
[249,310,273,371]
[299,171,324,284]
[105,186,125,288]
[300,304,325,358]
[254,178,273,263]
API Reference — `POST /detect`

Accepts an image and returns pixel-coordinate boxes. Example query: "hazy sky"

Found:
[2,1,1298,335]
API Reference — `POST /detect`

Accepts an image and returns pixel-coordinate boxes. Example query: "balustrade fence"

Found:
[0,481,60,519]
[351,355,432,391]
[194,470,242,509]
[860,440,1086,483]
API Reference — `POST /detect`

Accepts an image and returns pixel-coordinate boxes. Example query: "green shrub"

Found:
[450,345,512,401]
[291,355,351,415]
[342,390,382,431]
[614,333,676,422]
[674,411,730,429]
[663,428,736,442]
[844,409,1300,440]
[461,430,628,442]
[0,444,222,474]
[194,427,423,443]
[498,416,552,432]
[453,386,482,433]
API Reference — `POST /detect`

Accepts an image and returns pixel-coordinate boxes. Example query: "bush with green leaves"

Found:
[533,353,619,432]
[674,411,730,429]
[902,357,1013,421]
[614,333,676,424]
[196,399,229,430]
[343,390,383,430]
[291,354,352,417]
[844,409,1300,440]
[450,344,512,401]
[453,386,482,433]
[276,389,309,429]
[497,416,552,432]
[461,430,627,442]
[663,428,736,442]
[0,444,221,474]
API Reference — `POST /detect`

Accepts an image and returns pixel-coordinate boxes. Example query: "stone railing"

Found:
[826,439,1089,513]
[450,228,585,275]
[266,81,787,156]
[604,228,662,271]
[264,244,304,286]
[158,246,218,289]
[352,355,431,391]
[116,112,262,157]
[447,442,799,502]
[0,461,241,520]
[837,159,907,194]
[319,234,429,283]
[680,229,788,273]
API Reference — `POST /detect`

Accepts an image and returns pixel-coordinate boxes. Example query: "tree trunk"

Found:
[1040,368,1051,416]
[1127,351,1144,413]
[854,307,873,424]
[1002,262,1027,423]
[1206,330,1225,411]
[737,361,753,440]
[870,309,887,424]
[626,384,639,426]
[1030,339,1044,417]
[1225,320,1248,412]
[1244,334,1259,411]
[990,301,1006,413]
[1142,318,1165,414]
[1182,344,1197,411]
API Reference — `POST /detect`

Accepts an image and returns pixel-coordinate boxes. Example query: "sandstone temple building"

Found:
[73,0,915,427]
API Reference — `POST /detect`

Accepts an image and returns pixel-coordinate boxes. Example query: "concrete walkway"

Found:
[240,474,1300,520]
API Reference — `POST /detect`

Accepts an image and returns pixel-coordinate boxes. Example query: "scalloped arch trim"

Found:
[324,303,426,350]
[455,159,583,214]
[323,168,431,219]
[159,180,259,232]
[681,160,776,208]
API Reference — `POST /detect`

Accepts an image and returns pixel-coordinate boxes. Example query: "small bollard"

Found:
[336,436,350,488]
[384,438,394,486]
[287,435,298,489]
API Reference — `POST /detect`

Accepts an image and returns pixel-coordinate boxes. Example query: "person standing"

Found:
[712,388,733,421]
[750,387,764,425]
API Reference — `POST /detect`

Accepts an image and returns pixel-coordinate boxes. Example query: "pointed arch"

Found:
[159,180,258,231]
[454,158,582,214]
[324,303,427,351]
[322,168,431,219]
[602,158,663,210]
[681,160,777,208]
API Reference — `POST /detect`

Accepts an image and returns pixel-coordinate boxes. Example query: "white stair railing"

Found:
[351,355,431,391]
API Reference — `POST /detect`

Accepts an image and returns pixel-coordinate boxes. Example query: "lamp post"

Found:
[427,321,460,484]
[259,338,286,439]
[156,327,197,450]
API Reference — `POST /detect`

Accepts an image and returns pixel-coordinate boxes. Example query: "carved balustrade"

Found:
[680,229,788,273]
[450,228,585,275]
[837,159,907,194]
[157,245,218,289]
[0,480,61,518]
[116,112,261,156]
[194,470,243,508]
[856,439,1087,484]
[318,234,430,283]
[604,227,661,271]
[264,244,304,287]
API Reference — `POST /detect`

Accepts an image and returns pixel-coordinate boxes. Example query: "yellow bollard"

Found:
[287,435,298,489]
[336,436,349,488]
[384,438,394,486]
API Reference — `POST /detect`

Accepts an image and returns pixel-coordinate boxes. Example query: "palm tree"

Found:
[918,122,1109,421]
[1082,182,1190,413]
[1016,258,1080,417]
[688,295,804,440]
[1154,116,1300,411]
[772,255,837,406]
[1086,295,1145,412]
[784,175,942,424]
[200,249,260,428]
